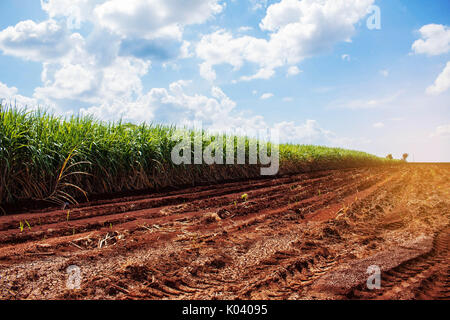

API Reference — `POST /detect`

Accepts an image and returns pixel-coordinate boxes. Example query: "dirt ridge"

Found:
[0,164,448,300]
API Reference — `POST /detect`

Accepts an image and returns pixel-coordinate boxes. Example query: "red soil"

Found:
[0,164,448,300]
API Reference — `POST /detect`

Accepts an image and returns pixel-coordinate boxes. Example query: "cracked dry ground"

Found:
[0,164,448,300]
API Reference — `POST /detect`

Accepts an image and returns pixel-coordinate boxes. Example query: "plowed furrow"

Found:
[347,227,450,300]
[0,168,386,248]
[0,164,449,300]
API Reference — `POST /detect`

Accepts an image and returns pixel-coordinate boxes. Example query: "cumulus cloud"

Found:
[82,80,263,132]
[412,24,450,56]
[80,80,354,148]
[0,73,365,150]
[250,0,269,11]
[35,56,150,105]
[0,2,180,114]
[240,67,275,82]
[0,82,38,107]
[273,119,368,147]
[287,66,301,77]
[179,40,193,59]
[40,0,224,62]
[274,120,329,144]
[0,0,228,125]
[0,19,80,61]
[196,0,374,81]
[412,24,450,95]
[426,61,450,95]
[41,0,101,23]
[80,91,157,123]
[238,26,253,33]
[260,93,274,100]
[2,19,148,108]
[42,0,224,38]
[199,62,217,82]
[94,0,224,40]
[0,0,372,151]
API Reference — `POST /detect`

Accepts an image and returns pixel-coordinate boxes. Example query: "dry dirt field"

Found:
[0,164,448,300]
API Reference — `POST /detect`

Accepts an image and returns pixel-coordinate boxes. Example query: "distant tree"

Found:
[386,154,393,160]
[402,153,409,162]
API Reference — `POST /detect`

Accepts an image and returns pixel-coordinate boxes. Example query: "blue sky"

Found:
[0,0,449,161]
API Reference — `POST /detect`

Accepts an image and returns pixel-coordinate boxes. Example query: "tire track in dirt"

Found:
[306,165,450,300]
[196,169,409,300]
[347,226,449,300]
[119,167,407,300]
[0,164,448,300]
[0,168,385,249]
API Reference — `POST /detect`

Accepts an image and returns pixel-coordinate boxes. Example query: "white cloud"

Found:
[260,93,274,100]
[411,24,450,96]
[41,0,225,41]
[39,0,224,64]
[373,122,384,128]
[0,19,80,61]
[196,0,374,81]
[80,91,158,123]
[83,82,358,148]
[412,24,450,56]
[81,81,265,132]
[196,31,256,71]
[240,67,275,81]
[274,120,329,144]
[430,124,450,138]
[0,75,364,150]
[35,63,97,101]
[179,40,193,58]
[426,61,450,95]
[86,82,355,148]
[199,62,217,81]
[341,54,350,61]
[273,119,368,147]
[34,47,150,106]
[94,0,224,40]
[0,82,38,107]
[250,0,268,11]
[283,97,293,102]
[287,66,301,77]
[380,69,389,77]
[40,0,101,23]
[238,26,253,33]
[0,5,156,112]
[0,0,375,153]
